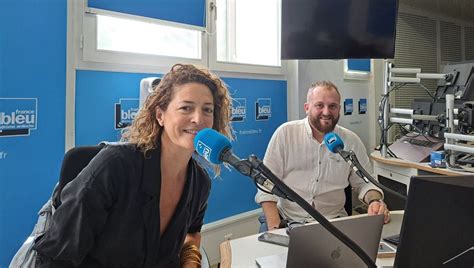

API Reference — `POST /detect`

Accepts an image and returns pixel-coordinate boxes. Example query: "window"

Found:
[81,8,206,69]
[96,15,202,59]
[209,0,284,74]
[216,0,280,66]
[343,59,372,80]
[77,0,284,75]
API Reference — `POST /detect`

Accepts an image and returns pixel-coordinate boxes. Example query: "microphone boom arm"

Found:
[222,150,292,200]
[345,150,407,201]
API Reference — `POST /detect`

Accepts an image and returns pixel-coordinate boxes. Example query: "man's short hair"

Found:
[307,80,341,101]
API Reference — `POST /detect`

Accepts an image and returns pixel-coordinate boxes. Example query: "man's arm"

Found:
[364,189,390,223]
[261,201,281,230]
[364,189,383,204]
[346,132,390,223]
[256,126,286,230]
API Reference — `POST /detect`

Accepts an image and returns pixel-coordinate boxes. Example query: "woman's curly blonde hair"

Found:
[121,64,233,162]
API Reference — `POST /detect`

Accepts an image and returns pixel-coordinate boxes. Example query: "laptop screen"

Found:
[394,175,474,267]
[286,214,384,268]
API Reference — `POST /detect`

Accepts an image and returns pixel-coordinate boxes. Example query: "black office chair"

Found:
[52,144,210,267]
[344,185,353,216]
[52,144,105,209]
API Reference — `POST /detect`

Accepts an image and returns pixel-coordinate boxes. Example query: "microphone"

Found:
[194,128,239,166]
[324,132,364,180]
[324,132,345,154]
[323,132,407,200]
[194,128,282,196]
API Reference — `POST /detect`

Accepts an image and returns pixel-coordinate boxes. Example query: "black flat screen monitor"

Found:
[394,175,474,267]
[281,0,399,60]
[411,99,432,133]
[435,61,474,101]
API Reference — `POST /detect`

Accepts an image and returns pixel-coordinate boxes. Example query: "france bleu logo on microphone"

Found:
[194,128,232,164]
[195,140,212,162]
[325,135,337,146]
[323,132,344,153]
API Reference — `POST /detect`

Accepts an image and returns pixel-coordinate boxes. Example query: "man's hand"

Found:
[367,200,390,224]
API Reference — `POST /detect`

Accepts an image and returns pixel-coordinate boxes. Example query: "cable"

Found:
[445,151,474,173]
[403,127,440,143]
[378,83,408,151]
[419,83,437,101]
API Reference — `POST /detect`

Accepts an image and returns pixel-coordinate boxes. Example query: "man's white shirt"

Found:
[255,117,382,222]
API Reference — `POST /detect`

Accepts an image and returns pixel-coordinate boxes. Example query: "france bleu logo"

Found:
[115,98,139,129]
[196,140,212,161]
[0,98,38,137]
[231,98,247,122]
[255,98,271,121]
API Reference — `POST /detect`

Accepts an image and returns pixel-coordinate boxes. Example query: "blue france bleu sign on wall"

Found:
[0,98,38,137]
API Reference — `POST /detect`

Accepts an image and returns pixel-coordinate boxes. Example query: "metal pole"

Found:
[445,94,456,166]
[444,132,474,142]
[390,108,413,115]
[390,68,421,74]
[381,60,390,158]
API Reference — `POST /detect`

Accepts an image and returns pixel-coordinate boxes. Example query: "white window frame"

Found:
[343,59,372,81]
[207,0,286,76]
[71,0,285,75]
[74,0,208,73]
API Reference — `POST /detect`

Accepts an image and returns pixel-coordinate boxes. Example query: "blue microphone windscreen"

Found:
[194,128,231,164]
[323,132,344,153]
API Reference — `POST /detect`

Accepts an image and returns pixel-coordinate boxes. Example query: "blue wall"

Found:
[207,78,287,222]
[0,0,67,266]
[75,70,156,145]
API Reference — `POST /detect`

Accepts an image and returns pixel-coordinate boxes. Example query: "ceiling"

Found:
[401,0,474,23]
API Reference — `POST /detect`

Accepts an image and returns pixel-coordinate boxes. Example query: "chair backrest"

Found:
[52,144,104,209]
[344,185,352,216]
[10,145,105,268]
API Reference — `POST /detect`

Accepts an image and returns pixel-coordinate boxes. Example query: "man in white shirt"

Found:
[255,80,390,231]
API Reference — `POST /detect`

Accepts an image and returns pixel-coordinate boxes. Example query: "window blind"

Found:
[87,0,206,28]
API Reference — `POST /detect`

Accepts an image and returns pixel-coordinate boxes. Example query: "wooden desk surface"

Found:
[370,151,463,176]
[219,211,404,268]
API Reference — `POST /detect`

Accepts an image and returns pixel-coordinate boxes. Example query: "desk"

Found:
[219,211,404,268]
[371,151,462,187]
[371,151,467,210]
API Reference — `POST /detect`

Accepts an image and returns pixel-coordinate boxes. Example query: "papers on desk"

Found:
[255,253,287,268]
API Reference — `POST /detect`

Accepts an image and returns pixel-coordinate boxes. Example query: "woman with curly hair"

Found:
[34,64,233,268]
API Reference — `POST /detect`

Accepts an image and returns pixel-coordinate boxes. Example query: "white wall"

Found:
[286,60,300,121]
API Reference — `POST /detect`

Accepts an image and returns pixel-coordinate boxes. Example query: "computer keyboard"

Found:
[383,234,400,245]
[406,138,434,147]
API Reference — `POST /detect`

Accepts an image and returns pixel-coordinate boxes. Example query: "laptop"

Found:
[256,214,384,268]
[286,214,384,268]
[388,134,443,163]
